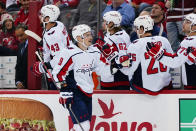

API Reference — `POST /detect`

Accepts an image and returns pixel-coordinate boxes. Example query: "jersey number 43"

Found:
[50,43,60,52]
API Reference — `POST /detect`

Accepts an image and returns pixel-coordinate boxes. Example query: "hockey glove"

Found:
[187,47,196,64]
[32,62,45,76]
[95,38,119,63]
[119,55,132,67]
[59,83,73,109]
[146,42,165,60]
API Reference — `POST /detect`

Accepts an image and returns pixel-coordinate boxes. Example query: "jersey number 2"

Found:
[145,53,167,75]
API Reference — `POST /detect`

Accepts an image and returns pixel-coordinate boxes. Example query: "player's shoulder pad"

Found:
[88,45,101,53]
[181,36,196,47]
[114,30,123,36]
[60,46,82,57]
[155,36,170,44]
[132,39,139,44]
[56,21,64,28]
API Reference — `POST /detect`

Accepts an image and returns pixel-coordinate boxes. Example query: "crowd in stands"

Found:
[0,0,196,90]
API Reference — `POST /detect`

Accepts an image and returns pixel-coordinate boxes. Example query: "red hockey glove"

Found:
[59,83,73,108]
[146,42,165,60]
[119,55,132,67]
[32,62,45,76]
[187,47,196,64]
[95,38,119,62]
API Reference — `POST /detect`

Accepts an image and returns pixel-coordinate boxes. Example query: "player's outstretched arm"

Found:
[187,47,196,64]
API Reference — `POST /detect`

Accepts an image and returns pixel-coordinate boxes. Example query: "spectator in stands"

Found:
[151,1,167,33]
[165,0,196,52]
[70,0,106,34]
[56,0,79,30]
[103,0,135,31]
[130,9,167,42]
[6,0,20,12]
[14,0,29,26]
[131,0,156,14]
[15,24,28,89]
[0,13,19,55]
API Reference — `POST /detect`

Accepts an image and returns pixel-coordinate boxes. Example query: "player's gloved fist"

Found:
[32,62,45,76]
[119,55,132,67]
[59,84,73,108]
[95,38,105,47]
[95,38,119,62]
[146,42,165,60]
[187,47,196,64]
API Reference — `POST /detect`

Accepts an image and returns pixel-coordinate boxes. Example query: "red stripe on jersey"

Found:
[77,85,93,97]
[66,36,70,47]
[57,58,73,82]
[164,52,178,58]
[101,81,130,87]
[184,86,196,90]
[132,82,172,96]
[46,43,50,50]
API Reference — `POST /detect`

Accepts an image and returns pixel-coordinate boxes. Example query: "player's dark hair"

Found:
[140,26,153,34]
[146,30,153,34]
[113,27,122,33]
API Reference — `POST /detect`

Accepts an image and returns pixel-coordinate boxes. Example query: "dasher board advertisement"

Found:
[0,90,196,131]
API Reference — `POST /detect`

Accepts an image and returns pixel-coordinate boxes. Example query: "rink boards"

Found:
[0,90,196,131]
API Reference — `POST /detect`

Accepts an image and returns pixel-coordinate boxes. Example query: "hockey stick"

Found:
[35,51,60,89]
[69,104,84,131]
[25,30,42,43]
[25,30,50,89]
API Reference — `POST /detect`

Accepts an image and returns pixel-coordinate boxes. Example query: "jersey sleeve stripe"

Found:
[57,57,73,82]
[66,36,70,47]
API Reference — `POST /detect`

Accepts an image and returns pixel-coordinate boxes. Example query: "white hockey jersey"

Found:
[123,36,173,92]
[159,36,196,86]
[52,45,110,94]
[104,29,131,57]
[99,29,130,88]
[43,21,73,63]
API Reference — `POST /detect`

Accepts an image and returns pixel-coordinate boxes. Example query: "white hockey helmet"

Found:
[72,24,91,42]
[134,15,154,32]
[40,5,60,23]
[184,13,196,25]
[1,13,13,24]
[103,11,122,27]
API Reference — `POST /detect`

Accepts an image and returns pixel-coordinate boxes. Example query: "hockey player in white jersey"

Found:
[146,13,196,89]
[40,4,73,64]
[122,15,173,95]
[96,11,131,90]
[35,5,73,89]
[50,24,111,131]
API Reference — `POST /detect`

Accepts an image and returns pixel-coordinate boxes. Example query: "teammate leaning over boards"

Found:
[121,15,173,95]
[33,5,74,89]
[51,24,111,131]
[97,11,131,90]
[146,13,196,89]
[40,4,73,64]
